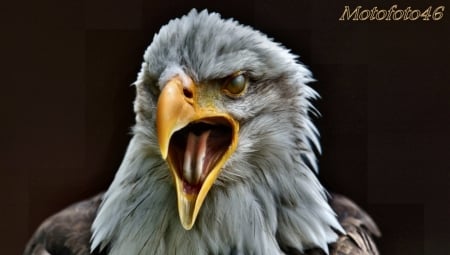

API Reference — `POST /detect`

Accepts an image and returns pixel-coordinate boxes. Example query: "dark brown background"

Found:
[1,0,449,254]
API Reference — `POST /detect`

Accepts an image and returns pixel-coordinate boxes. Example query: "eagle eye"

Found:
[222,72,247,97]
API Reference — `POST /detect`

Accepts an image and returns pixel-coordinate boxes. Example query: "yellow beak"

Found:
[156,76,239,230]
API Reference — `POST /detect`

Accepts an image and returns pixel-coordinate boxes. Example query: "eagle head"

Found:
[91,9,343,255]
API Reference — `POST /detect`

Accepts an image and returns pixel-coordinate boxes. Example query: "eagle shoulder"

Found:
[24,193,105,255]
[296,194,380,255]
[327,194,381,255]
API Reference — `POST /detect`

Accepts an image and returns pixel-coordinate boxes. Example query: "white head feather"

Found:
[91,9,343,255]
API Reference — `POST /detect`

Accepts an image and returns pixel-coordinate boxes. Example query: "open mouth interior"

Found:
[168,117,233,194]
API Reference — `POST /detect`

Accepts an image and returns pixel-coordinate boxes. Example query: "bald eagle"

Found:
[24,10,380,255]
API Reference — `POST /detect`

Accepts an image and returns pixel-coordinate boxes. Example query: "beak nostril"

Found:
[183,87,193,99]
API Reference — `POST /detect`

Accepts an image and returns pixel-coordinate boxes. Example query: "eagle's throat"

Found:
[169,121,232,194]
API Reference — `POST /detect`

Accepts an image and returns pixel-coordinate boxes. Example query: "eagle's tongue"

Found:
[183,130,211,185]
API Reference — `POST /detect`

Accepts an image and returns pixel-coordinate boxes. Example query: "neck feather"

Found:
[91,133,342,255]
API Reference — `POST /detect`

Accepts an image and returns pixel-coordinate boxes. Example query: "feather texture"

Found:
[24,194,106,255]
[24,194,379,255]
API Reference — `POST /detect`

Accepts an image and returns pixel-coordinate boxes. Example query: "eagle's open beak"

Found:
[156,76,239,230]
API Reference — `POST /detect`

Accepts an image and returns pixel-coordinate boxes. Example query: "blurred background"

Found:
[1,0,449,254]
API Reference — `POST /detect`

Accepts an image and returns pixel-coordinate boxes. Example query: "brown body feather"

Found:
[24,194,105,255]
[24,193,380,255]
